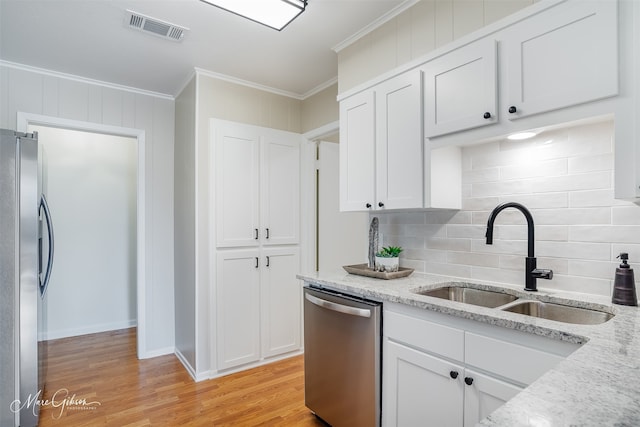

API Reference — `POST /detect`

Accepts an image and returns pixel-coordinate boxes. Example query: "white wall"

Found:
[35,125,137,338]
[379,119,640,297]
[0,63,175,357]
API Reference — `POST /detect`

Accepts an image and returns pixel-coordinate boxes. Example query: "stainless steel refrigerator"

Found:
[1,129,54,427]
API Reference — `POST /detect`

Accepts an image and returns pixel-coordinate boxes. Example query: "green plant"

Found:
[375,246,403,258]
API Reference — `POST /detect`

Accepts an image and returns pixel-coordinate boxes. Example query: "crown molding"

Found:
[332,0,420,53]
[0,60,174,100]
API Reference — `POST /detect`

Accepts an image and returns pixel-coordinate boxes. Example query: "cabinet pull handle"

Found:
[378,202,385,208]
[508,106,517,114]
[449,371,459,379]
[483,112,491,119]
[266,256,270,267]
[255,257,259,268]
[266,228,270,239]
[464,377,474,386]
[254,228,259,240]
[366,203,372,208]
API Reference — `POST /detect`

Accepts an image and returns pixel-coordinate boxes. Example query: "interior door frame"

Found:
[16,112,148,359]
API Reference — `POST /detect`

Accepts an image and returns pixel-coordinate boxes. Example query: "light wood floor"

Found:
[38,328,326,426]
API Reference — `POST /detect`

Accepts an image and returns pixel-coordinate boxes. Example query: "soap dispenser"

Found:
[612,253,638,306]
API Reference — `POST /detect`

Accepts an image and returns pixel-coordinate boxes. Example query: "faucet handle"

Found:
[531,269,553,280]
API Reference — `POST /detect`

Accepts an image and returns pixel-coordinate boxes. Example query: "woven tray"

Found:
[343,263,414,280]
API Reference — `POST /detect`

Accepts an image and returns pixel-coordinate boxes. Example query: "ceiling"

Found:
[0,0,407,98]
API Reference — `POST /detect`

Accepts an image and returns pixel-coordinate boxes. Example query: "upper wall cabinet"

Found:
[340,70,423,212]
[423,38,498,138]
[504,0,618,120]
[213,121,300,247]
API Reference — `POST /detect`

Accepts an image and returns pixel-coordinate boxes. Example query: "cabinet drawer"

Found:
[385,311,464,362]
[465,332,564,386]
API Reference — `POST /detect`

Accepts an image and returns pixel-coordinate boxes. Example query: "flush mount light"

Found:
[200,0,307,31]
[507,131,538,141]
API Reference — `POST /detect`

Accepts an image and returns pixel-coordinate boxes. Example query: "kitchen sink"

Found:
[414,285,518,308]
[499,300,614,325]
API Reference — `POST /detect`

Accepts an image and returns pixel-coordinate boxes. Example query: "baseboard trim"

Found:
[41,319,137,341]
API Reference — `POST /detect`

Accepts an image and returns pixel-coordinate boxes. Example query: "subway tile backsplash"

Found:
[376,118,640,297]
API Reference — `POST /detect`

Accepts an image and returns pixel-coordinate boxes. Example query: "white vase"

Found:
[375,256,399,272]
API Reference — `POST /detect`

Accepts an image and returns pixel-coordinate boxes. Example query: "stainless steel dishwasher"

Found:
[303,285,381,427]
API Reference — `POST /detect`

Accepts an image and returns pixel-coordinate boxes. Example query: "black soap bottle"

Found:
[612,253,638,306]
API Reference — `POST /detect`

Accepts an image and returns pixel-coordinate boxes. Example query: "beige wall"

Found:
[301,83,339,134]
[337,0,536,93]
[174,76,197,370]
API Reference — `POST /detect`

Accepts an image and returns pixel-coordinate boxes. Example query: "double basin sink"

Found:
[413,284,614,325]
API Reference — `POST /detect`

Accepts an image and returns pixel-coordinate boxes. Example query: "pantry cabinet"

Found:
[340,70,422,211]
[215,247,301,370]
[214,121,300,248]
[210,119,302,373]
[382,303,579,427]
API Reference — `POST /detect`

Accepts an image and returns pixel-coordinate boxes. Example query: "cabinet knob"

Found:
[366,203,372,208]
[255,228,259,240]
[483,112,491,119]
[464,377,474,386]
[266,256,270,267]
[508,106,517,114]
[265,228,270,239]
[449,371,459,379]
[255,257,259,268]
[378,202,385,208]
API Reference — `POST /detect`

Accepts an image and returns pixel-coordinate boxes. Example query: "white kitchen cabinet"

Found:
[339,90,375,212]
[340,70,442,211]
[423,38,497,137]
[214,121,300,247]
[383,304,579,426]
[463,369,521,427]
[375,71,423,210]
[384,341,521,427]
[260,247,301,358]
[215,249,261,370]
[211,120,302,374]
[216,247,301,371]
[504,0,617,120]
[384,340,464,427]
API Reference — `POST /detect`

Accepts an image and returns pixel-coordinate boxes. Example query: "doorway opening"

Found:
[18,113,147,358]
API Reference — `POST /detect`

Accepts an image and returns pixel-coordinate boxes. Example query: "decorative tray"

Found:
[342,263,414,280]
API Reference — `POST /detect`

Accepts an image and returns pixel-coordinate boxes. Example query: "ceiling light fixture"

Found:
[507,131,538,141]
[200,0,307,31]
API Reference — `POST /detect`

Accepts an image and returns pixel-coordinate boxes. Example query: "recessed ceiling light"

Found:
[507,131,538,141]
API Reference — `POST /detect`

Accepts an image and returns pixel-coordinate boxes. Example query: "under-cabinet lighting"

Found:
[507,131,538,140]
[200,0,307,31]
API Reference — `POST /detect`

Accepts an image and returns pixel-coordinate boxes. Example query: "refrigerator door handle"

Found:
[39,194,54,297]
[305,292,372,318]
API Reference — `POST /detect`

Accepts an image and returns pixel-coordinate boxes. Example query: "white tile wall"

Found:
[376,119,640,297]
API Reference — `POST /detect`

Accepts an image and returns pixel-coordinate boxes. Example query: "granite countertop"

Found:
[297,269,640,427]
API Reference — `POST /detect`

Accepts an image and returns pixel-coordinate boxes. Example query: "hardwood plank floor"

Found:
[38,328,326,426]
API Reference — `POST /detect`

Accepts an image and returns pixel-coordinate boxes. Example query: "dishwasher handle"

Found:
[305,292,372,318]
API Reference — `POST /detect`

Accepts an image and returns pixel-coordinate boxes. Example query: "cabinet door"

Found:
[375,71,424,209]
[383,339,464,427]
[505,0,618,120]
[423,38,497,137]
[260,247,301,358]
[261,132,300,245]
[339,90,375,212]
[463,369,522,427]
[216,250,261,370]
[214,124,260,247]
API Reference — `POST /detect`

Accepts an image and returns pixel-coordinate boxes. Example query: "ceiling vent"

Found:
[125,10,189,42]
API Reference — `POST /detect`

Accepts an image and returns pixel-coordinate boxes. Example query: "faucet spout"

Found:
[485,202,552,292]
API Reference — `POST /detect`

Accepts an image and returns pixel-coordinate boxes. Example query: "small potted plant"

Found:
[375,246,403,272]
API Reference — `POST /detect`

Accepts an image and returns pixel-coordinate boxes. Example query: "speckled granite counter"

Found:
[297,270,640,427]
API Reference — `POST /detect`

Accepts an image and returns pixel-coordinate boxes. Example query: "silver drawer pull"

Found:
[305,293,371,318]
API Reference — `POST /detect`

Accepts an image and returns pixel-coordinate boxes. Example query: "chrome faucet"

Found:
[485,202,553,291]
